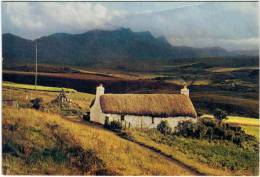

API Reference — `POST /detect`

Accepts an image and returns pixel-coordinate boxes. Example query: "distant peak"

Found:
[157,36,169,43]
[2,33,33,41]
[49,33,70,37]
[117,27,132,32]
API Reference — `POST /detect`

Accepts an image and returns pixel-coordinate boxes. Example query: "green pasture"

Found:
[3,82,77,93]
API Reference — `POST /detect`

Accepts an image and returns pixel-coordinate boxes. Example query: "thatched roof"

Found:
[100,94,197,118]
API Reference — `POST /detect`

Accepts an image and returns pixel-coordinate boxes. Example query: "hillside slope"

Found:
[3,107,195,175]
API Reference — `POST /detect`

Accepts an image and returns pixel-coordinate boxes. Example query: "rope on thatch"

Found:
[100,94,197,118]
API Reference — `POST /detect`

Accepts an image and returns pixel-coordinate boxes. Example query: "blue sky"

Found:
[2,2,259,50]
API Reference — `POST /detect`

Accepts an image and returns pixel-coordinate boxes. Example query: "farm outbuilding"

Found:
[90,84,197,129]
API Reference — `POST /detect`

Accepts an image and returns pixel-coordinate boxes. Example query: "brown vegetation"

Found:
[2,107,194,175]
[100,94,197,117]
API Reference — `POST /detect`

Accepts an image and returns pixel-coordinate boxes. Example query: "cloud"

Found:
[4,3,44,30]
[169,37,259,51]
[111,2,258,50]
[2,2,258,50]
[2,2,125,39]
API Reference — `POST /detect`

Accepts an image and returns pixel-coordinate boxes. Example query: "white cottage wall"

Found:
[105,114,196,130]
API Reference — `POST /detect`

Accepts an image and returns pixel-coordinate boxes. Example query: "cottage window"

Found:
[152,117,155,124]
[121,115,125,121]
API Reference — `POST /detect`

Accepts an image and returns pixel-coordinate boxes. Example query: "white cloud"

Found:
[2,2,125,38]
[5,3,44,30]
[169,37,259,51]
[2,2,258,50]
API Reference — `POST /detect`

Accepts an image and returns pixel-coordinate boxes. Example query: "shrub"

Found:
[175,120,197,137]
[82,113,90,122]
[213,108,228,123]
[157,120,172,135]
[30,98,43,110]
[104,117,110,129]
[108,120,123,130]
[175,118,257,145]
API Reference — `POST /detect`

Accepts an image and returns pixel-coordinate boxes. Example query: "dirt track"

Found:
[66,118,204,176]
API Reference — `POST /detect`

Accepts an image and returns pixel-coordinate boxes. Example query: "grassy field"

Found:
[124,114,259,175]
[2,107,194,175]
[2,82,259,175]
[192,93,259,118]
[2,86,196,175]
[208,67,258,73]
[2,83,94,112]
[241,125,259,140]
[201,114,259,126]
[128,128,259,176]
[3,82,77,92]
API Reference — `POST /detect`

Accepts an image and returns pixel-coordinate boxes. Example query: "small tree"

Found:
[157,120,172,135]
[30,98,43,110]
[213,109,228,124]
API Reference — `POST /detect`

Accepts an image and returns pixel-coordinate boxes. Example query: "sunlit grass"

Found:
[3,107,193,175]
[2,86,94,111]
[201,114,259,126]
[208,67,258,73]
[3,82,77,92]
[241,125,259,140]
[225,116,259,126]
[129,128,259,176]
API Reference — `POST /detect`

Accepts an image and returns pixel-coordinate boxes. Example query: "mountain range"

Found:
[2,28,254,67]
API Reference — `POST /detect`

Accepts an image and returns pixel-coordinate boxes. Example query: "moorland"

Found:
[2,28,259,175]
[2,85,259,175]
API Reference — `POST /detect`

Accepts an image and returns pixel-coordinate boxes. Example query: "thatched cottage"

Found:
[90,84,197,129]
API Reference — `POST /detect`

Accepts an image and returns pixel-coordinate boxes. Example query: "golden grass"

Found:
[101,94,197,118]
[208,67,258,73]
[3,107,194,175]
[2,86,94,111]
[192,80,212,86]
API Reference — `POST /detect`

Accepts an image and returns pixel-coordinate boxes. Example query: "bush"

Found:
[30,98,43,110]
[175,118,257,145]
[104,117,110,129]
[213,108,228,123]
[104,120,122,131]
[109,120,123,130]
[175,120,197,137]
[82,113,90,121]
[157,120,172,135]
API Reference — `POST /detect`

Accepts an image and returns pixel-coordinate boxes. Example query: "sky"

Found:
[1,2,259,51]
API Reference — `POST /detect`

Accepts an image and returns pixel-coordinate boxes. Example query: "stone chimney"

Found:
[96,84,105,98]
[181,85,189,97]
